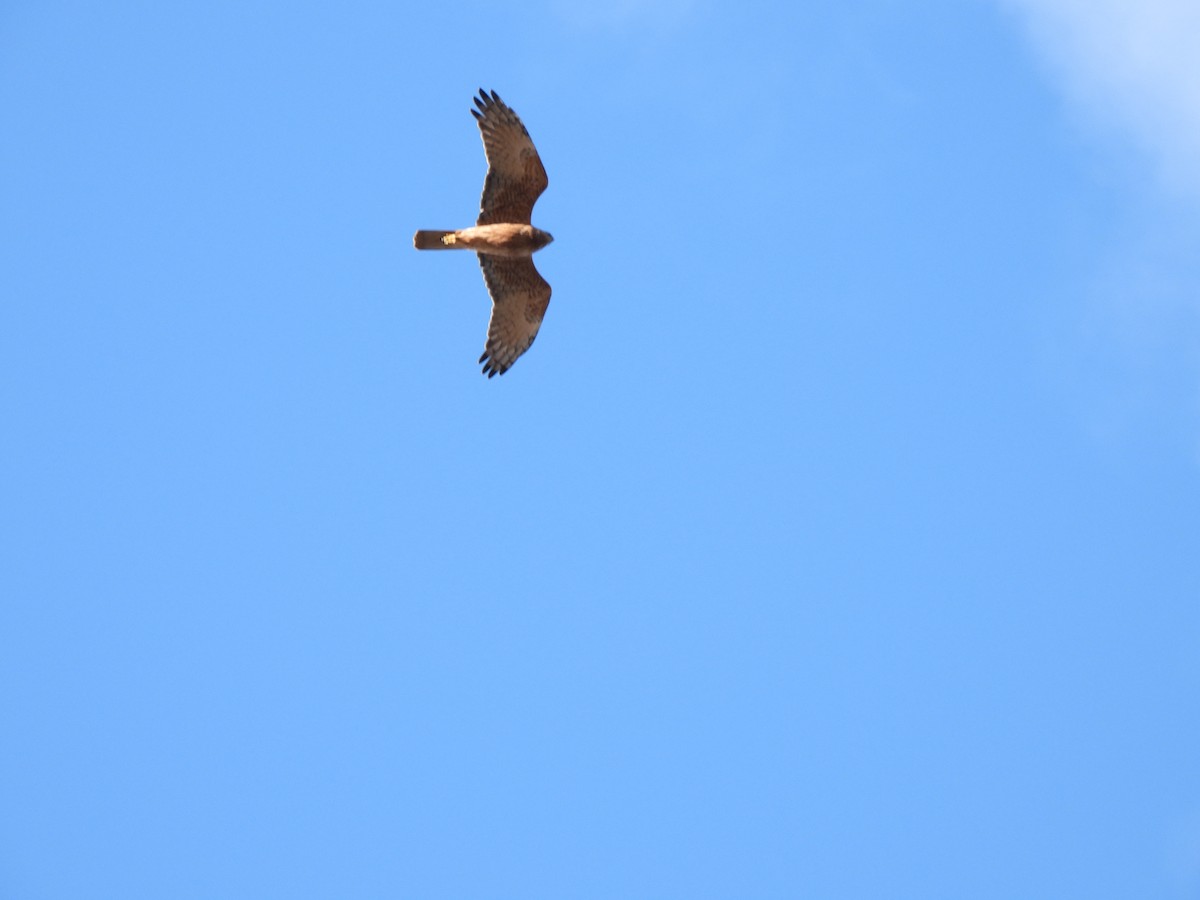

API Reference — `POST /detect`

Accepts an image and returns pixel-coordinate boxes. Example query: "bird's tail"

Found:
[413,230,459,250]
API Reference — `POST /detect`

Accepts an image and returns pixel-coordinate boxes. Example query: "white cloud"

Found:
[1001,0,1200,198]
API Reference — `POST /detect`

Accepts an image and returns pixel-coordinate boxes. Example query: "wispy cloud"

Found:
[1003,1,1200,450]
[551,0,697,31]
[1166,812,1200,898]
[1001,0,1200,198]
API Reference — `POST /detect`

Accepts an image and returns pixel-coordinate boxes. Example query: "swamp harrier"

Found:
[413,89,553,378]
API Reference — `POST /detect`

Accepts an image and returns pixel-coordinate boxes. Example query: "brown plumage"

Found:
[413,89,554,378]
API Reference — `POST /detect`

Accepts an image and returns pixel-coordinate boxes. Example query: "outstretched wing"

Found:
[477,255,552,378]
[472,89,548,227]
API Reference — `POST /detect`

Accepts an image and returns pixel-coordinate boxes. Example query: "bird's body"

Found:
[413,223,554,258]
[413,90,554,378]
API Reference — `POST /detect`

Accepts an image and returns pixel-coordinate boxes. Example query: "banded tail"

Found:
[413,230,459,250]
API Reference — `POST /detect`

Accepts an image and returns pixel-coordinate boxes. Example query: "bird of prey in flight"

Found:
[414,89,553,378]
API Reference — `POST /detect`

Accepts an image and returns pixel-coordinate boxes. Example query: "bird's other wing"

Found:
[472,89,548,227]
[476,255,552,378]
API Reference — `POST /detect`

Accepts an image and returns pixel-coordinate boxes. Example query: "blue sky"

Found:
[2,1,1199,897]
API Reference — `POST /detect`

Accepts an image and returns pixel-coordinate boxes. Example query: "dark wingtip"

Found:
[480,355,508,377]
